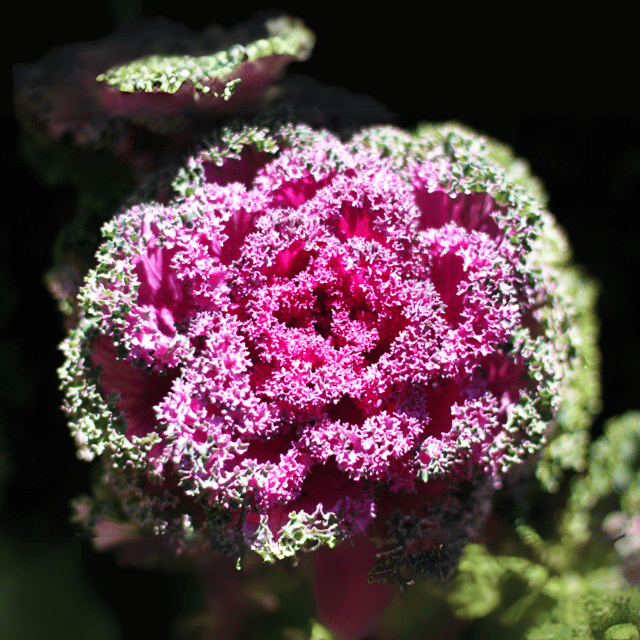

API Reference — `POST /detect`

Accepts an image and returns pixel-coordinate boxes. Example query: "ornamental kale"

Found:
[15,13,314,148]
[58,121,597,584]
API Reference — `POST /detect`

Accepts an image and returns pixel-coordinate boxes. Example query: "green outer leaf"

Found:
[96,15,315,95]
[562,412,640,547]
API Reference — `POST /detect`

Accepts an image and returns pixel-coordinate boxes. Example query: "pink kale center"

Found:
[92,138,534,542]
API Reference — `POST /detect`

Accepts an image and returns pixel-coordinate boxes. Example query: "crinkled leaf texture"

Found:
[449,542,640,640]
[59,122,598,580]
[14,13,314,145]
[444,412,640,640]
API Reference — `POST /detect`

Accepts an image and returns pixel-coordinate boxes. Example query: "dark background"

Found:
[3,3,639,638]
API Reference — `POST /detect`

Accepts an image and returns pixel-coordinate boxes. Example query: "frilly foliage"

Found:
[58,118,599,594]
[15,13,315,143]
[418,122,601,492]
[15,13,318,329]
[441,412,640,640]
[449,542,639,639]
[96,15,314,97]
